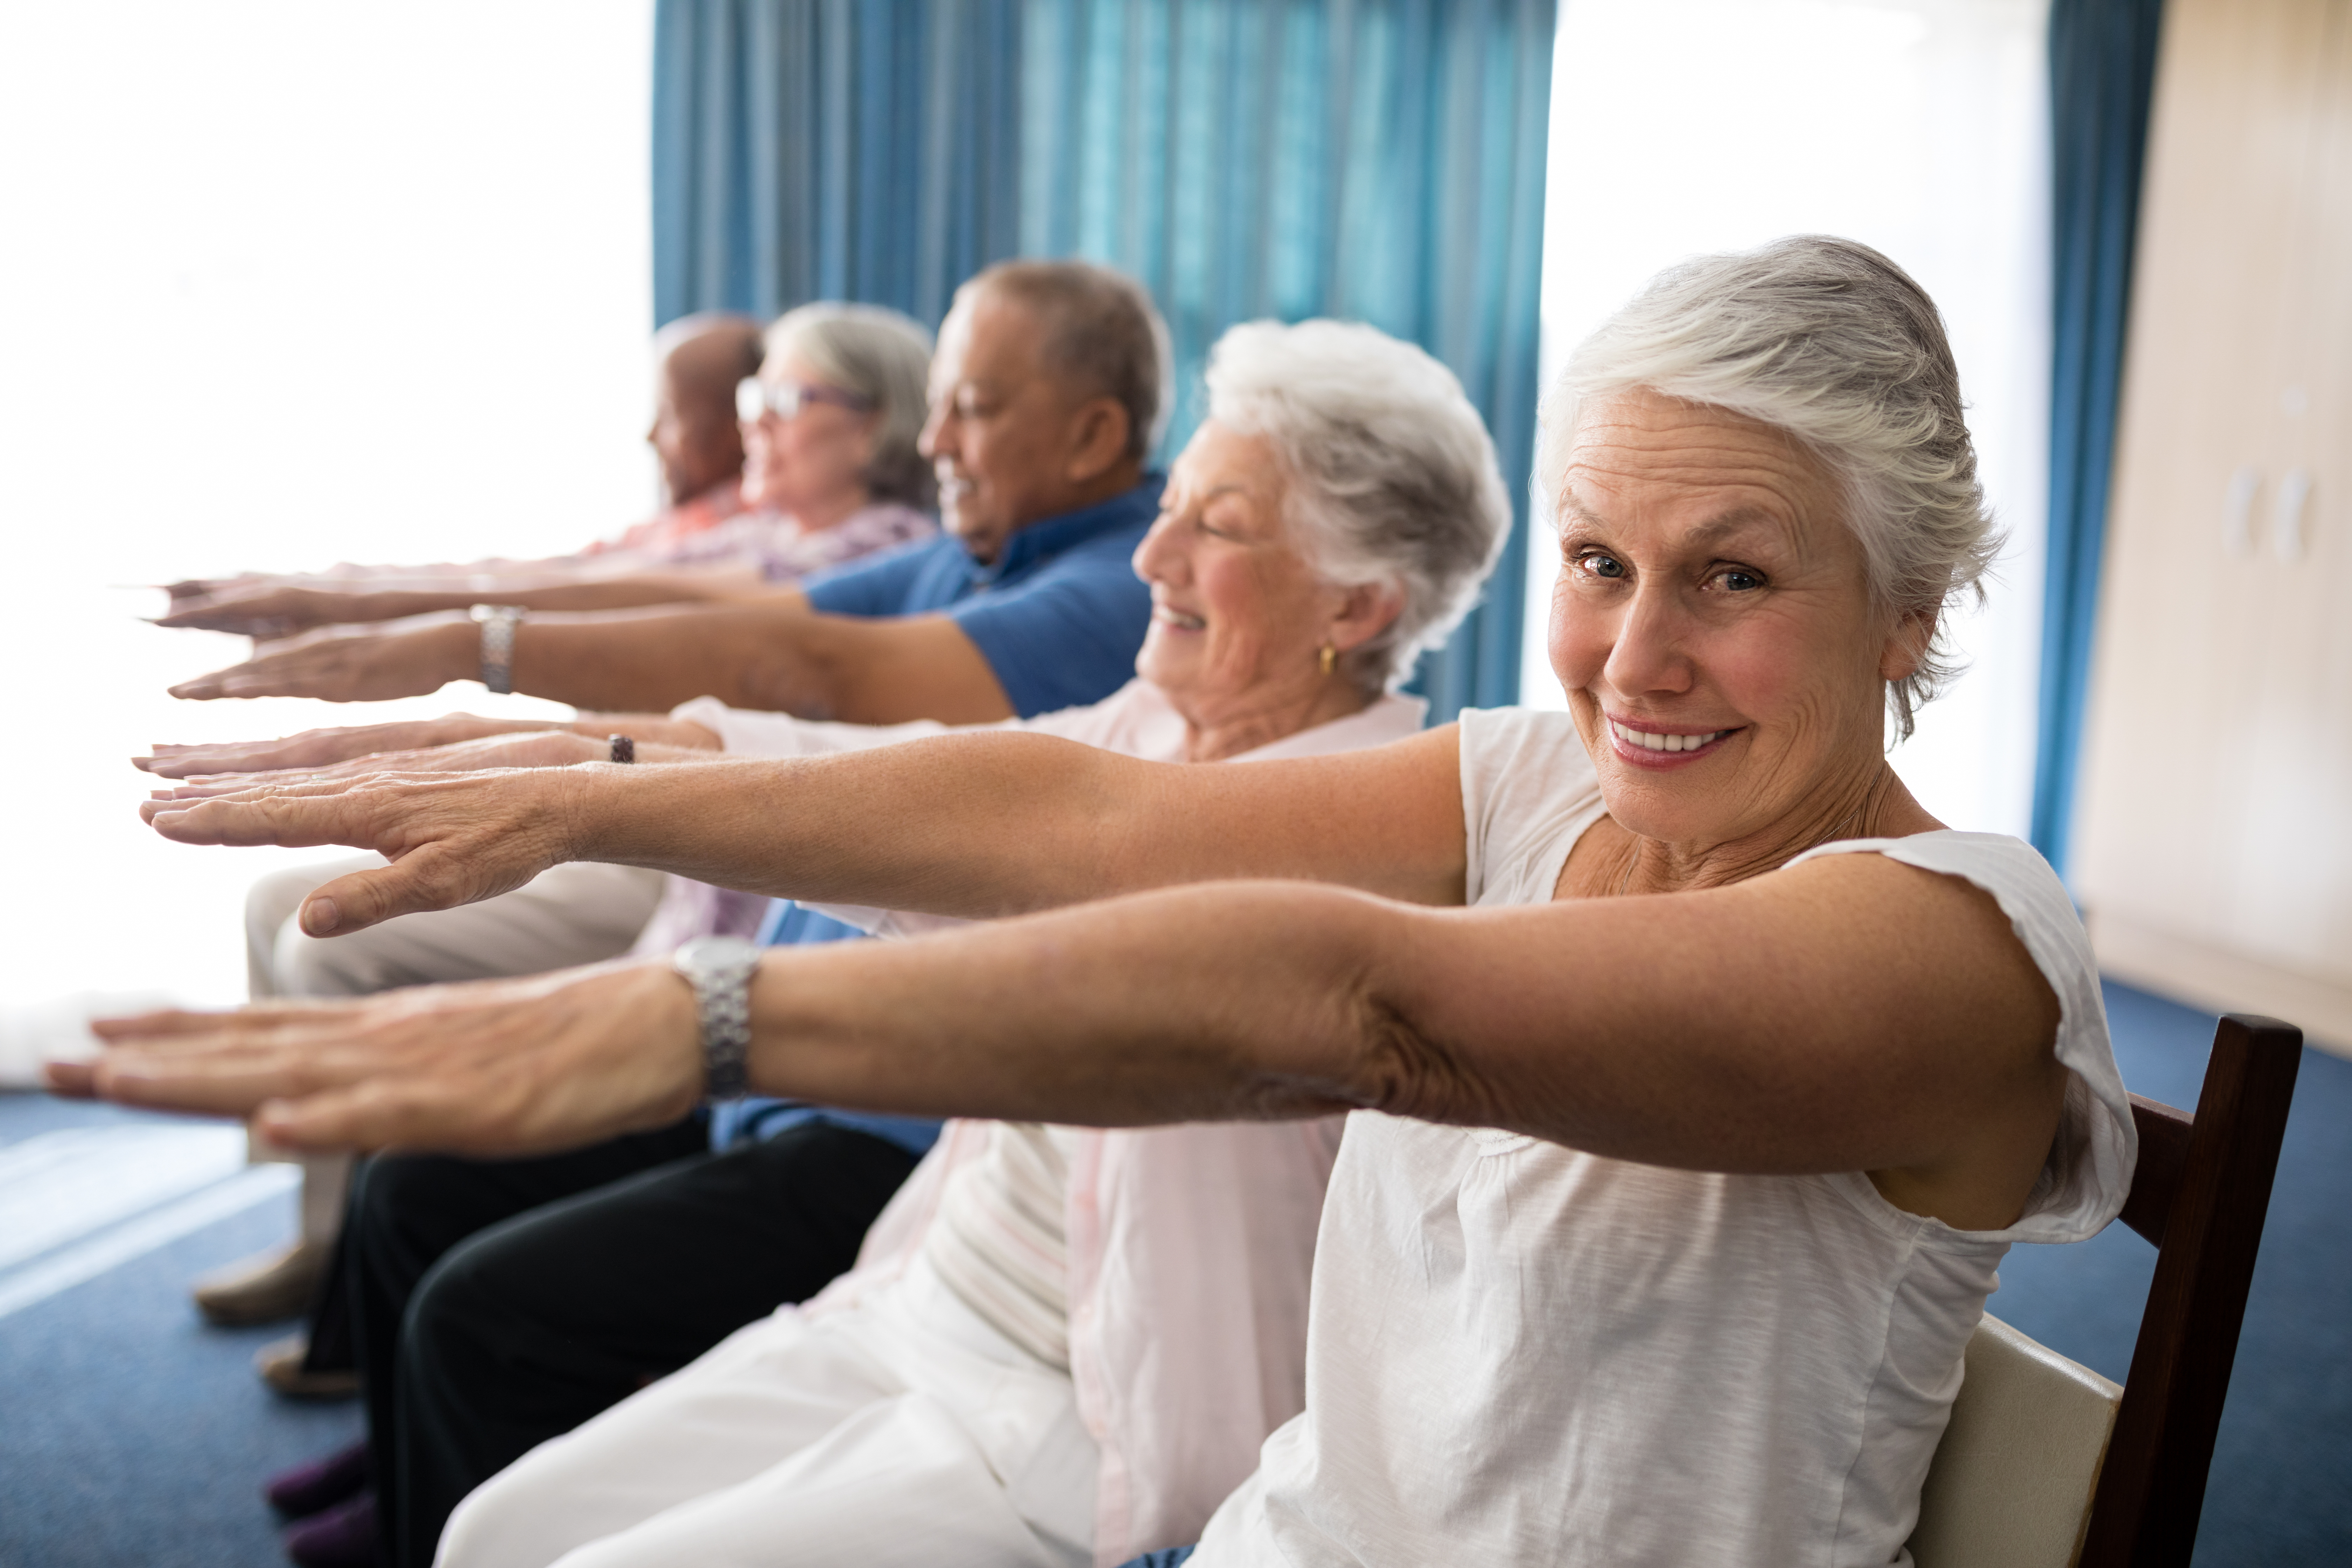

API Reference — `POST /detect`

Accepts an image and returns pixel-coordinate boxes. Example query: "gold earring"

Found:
[1317,643,1337,677]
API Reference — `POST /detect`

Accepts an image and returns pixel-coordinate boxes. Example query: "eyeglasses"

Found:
[735,377,877,423]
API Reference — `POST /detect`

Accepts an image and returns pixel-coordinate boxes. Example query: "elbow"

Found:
[1328,904,1506,1129]
[1346,989,1502,1127]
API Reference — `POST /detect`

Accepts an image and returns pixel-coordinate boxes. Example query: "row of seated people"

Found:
[170,293,944,1372]
[61,238,2136,1568]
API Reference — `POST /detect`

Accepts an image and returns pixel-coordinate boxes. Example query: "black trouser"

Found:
[340,1119,919,1568]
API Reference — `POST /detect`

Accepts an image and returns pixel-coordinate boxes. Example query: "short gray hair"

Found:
[1544,235,1997,740]
[767,302,936,509]
[964,260,1173,460]
[1206,318,1512,692]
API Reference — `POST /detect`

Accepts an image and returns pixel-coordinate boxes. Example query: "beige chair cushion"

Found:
[1908,1313,2123,1568]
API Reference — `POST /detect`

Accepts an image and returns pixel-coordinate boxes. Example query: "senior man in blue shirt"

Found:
[233,260,1171,1568]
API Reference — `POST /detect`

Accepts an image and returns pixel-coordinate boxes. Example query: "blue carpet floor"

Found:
[0,981,2344,1566]
[0,1094,361,1568]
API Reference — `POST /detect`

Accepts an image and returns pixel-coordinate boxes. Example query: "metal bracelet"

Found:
[470,604,524,695]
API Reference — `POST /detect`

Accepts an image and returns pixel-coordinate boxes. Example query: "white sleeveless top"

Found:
[1195,707,2136,1567]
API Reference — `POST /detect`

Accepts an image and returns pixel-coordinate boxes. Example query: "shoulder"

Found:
[1776,832,2133,1239]
[803,533,960,614]
[1456,708,1604,906]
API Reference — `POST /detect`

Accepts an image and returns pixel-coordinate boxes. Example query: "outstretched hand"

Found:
[141,766,589,936]
[137,714,541,778]
[155,583,385,637]
[43,964,706,1155]
[168,614,472,702]
[147,732,606,802]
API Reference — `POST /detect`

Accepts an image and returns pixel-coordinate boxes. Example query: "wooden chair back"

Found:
[1909,1013,2302,1568]
[2079,1012,2301,1565]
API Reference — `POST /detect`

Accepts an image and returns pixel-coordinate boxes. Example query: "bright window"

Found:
[0,1,654,1006]
[1527,0,2052,838]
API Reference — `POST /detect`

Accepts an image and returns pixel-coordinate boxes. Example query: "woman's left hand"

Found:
[44,964,705,1154]
[148,730,605,801]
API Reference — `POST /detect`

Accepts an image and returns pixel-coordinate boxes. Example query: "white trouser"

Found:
[244,856,667,1000]
[437,1257,1098,1568]
[242,856,667,1244]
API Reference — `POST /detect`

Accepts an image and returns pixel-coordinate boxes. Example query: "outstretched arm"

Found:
[164,598,1017,725]
[155,565,777,636]
[55,850,2064,1231]
[135,711,719,779]
[139,725,1471,935]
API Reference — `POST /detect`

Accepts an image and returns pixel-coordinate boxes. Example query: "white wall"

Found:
[1525,0,2052,837]
[0,1,655,1008]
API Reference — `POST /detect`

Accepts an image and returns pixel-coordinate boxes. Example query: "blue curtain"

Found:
[652,0,1554,719]
[2032,0,2165,874]
[652,0,1026,328]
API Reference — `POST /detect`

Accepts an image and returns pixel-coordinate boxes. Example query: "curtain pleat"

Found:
[2032,0,2165,872]
[653,0,1553,717]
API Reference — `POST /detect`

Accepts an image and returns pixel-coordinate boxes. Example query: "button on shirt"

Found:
[710,478,1164,1155]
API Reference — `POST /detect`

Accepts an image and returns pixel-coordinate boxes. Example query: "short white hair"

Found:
[1543,236,1998,739]
[768,302,935,508]
[1205,318,1512,691]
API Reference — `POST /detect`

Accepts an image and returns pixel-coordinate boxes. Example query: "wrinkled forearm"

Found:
[741,881,1405,1127]
[556,735,1150,917]
[550,724,1464,916]
[502,598,822,712]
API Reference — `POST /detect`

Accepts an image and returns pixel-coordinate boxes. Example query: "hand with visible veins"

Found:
[167,612,478,702]
[143,766,592,937]
[148,730,723,802]
[155,582,409,637]
[136,712,722,779]
[44,963,705,1155]
[137,713,544,777]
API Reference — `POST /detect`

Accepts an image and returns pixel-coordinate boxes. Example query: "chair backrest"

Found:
[1909,1013,2302,1568]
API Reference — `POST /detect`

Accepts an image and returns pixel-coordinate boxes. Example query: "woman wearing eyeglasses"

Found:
[655,303,940,586]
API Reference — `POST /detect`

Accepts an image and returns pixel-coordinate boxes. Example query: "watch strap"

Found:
[672,937,761,1100]
[470,603,524,695]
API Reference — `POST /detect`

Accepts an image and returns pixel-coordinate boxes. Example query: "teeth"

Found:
[1611,720,1726,754]
[1154,606,1206,630]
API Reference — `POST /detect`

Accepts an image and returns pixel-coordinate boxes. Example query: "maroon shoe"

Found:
[265,1441,370,1518]
[283,1490,385,1568]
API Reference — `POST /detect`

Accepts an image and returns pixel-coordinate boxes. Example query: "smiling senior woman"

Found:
[72,238,2133,1567]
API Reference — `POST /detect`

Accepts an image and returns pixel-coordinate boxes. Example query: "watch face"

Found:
[674,934,761,978]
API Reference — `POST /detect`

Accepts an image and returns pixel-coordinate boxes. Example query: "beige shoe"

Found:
[191,1240,328,1327]
[255,1333,360,1401]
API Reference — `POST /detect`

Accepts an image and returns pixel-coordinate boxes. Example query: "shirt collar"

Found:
[964,474,1166,587]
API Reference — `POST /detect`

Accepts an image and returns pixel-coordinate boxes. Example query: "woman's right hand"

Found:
[141,765,595,937]
[136,714,540,777]
[48,961,706,1155]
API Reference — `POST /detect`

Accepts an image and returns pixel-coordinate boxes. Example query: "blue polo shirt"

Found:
[805,477,1162,718]
[711,478,1163,1156]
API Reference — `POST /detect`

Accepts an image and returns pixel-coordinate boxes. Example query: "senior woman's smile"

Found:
[1130,403,1430,764]
[1550,385,1915,863]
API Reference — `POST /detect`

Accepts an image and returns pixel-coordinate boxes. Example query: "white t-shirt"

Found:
[1195,706,2136,1567]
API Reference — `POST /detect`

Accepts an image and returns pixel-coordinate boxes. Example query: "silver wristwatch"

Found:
[470,603,525,694]
[671,936,763,1100]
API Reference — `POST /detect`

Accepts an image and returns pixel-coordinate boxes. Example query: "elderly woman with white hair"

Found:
[122,316,1509,1568]
[72,238,2133,1567]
